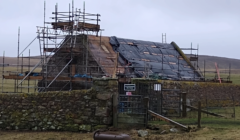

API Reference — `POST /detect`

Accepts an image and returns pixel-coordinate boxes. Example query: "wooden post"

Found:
[198,101,201,128]
[143,97,149,126]
[182,92,187,117]
[113,93,118,128]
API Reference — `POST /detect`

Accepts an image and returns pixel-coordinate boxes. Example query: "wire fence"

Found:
[147,91,237,129]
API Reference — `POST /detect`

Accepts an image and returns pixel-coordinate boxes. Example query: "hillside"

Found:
[0,56,41,66]
[1,55,240,70]
[197,55,240,70]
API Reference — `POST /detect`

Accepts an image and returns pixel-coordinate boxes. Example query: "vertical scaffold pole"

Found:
[197,44,199,74]
[162,33,163,43]
[162,53,163,75]
[17,27,20,93]
[21,54,23,93]
[204,60,205,81]
[229,63,231,81]
[2,51,5,93]
[178,55,179,79]
[86,31,88,76]
[28,49,30,93]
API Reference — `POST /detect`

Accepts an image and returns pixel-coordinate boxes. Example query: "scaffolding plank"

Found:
[51,22,74,29]
[44,48,82,53]
[3,75,92,82]
[3,75,42,80]
[78,22,100,31]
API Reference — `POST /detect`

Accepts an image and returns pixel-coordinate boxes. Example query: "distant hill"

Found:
[0,56,41,66]
[1,55,240,70]
[196,55,240,70]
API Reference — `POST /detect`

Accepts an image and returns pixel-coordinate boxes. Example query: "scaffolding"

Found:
[180,43,203,80]
[2,1,103,93]
[180,43,233,83]
[1,2,233,94]
[38,2,102,92]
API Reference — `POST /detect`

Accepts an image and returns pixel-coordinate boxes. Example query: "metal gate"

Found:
[117,95,147,127]
[137,82,161,114]
[136,82,181,117]
[117,79,148,127]
[117,81,182,127]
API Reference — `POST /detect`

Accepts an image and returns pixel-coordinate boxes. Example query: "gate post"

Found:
[143,97,149,126]
[113,93,118,128]
[182,92,187,117]
[198,101,201,128]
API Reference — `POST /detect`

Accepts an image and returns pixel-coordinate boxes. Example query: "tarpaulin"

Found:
[110,36,201,80]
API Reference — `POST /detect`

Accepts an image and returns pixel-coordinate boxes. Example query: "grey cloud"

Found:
[0,0,239,59]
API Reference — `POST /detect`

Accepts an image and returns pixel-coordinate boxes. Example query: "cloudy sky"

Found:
[0,0,239,59]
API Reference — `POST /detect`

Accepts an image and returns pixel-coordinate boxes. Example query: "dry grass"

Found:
[1,127,240,140]
[0,131,93,140]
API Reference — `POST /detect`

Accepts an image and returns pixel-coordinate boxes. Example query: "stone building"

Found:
[38,33,202,91]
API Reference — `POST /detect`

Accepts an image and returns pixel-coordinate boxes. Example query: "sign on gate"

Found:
[124,84,135,91]
[126,92,132,95]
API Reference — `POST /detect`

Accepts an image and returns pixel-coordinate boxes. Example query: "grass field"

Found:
[201,68,240,84]
[204,73,240,84]
[145,107,240,139]
[0,66,41,93]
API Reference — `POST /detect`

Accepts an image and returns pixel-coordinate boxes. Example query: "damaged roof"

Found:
[88,35,124,77]
[87,35,201,80]
[109,36,202,80]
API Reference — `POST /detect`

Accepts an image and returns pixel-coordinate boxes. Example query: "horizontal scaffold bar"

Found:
[3,75,92,82]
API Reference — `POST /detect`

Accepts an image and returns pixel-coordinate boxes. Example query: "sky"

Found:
[0,0,239,59]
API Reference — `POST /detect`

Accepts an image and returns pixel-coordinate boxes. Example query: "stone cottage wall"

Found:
[38,35,105,91]
[0,78,118,131]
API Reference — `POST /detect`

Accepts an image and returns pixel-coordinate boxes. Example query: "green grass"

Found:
[204,72,240,85]
[150,117,240,129]
[150,118,240,129]
[0,66,41,93]
[149,107,240,129]
[1,67,240,94]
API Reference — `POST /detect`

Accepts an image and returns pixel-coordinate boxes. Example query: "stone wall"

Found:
[1,77,239,131]
[132,79,240,107]
[0,78,118,131]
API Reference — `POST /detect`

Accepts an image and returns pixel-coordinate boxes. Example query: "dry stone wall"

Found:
[132,79,240,107]
[159,80,239,106]
[1,78,238,131]
[0,78,118,132]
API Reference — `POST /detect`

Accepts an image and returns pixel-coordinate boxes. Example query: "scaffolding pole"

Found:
[1,51,5,93]
[5,2,102,92]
